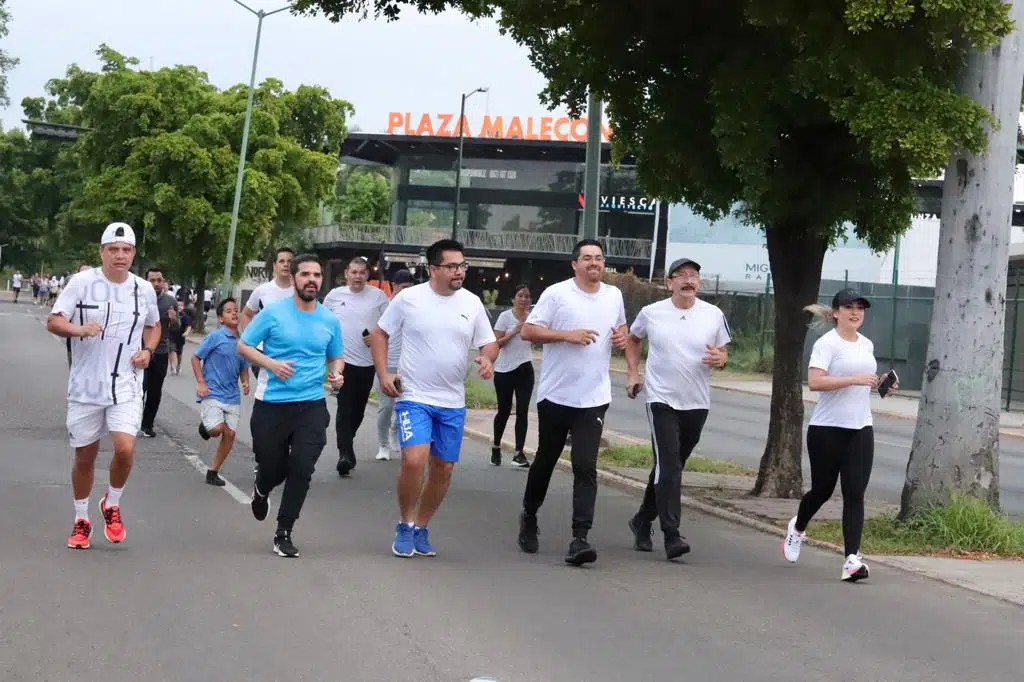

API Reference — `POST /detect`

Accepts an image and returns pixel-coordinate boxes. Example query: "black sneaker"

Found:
[490,447,501,466]
[511,452,530,468]
[629,515,653,552]
[198,423,211,441]
[665,534,691,560]
[140,427,156,438]
[206,469,226,487]
[518,511,538,553]
[251,483,269,521]
[565,536,598,566]
[273,530,299,558]
[336,454,354,478]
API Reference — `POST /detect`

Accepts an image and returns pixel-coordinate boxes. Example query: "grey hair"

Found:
[804,303,836,332]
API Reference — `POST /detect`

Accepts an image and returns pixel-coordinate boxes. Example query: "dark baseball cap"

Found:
[832,288,871,308]
[391,269,413,285]
[667,258,701,276]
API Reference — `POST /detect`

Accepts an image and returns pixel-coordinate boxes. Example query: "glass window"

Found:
[471,204,578,234]
[402,153,583,193]
[405,199,467,229]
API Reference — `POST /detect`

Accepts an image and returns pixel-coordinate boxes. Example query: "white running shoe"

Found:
[841,553,870,582]
[375,446,391,461]
[782,516,805,563]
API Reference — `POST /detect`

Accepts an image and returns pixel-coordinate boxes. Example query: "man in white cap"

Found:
[47,222,161,550]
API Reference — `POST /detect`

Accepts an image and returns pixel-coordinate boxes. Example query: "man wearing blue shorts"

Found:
[372,239,498,557]
[237,255,345,558]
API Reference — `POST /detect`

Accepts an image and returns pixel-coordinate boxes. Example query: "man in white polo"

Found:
[624,257,730,559]
[47,222,161,550]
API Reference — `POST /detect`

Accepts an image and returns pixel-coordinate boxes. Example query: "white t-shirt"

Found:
[630,297,732,411]
[322,285,390,367]
[11,273,22,289]
[807,329,877,429]
[52,268,160,406]
[527,279,627,408]
[246,280,293,313]
[382,300,403,370]
[493,309,534,373]
[377,283,496,409]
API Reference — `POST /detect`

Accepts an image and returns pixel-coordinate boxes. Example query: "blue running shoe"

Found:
[413,526,436,557]
[392,522,415,557]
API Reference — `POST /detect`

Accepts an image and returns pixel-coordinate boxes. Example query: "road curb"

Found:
[460,422,1024,608]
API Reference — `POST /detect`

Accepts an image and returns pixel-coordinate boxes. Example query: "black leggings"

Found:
[795,425,874,556]
[493,361,534,452]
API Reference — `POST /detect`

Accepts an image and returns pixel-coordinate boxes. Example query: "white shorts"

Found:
[200,399,241,432]
[66,398,143,448]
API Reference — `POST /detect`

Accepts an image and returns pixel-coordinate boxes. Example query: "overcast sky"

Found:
[1,0,563,133]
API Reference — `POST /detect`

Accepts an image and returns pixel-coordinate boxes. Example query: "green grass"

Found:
[809,494,1024,557]
[597,444,756,476]
[368,378,497,410]
[720,332,773,374]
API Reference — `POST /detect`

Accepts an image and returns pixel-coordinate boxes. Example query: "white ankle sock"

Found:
[105,486,123,507]
[74,498,89,521]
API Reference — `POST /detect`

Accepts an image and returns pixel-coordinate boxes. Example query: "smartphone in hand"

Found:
[878,369,899,398]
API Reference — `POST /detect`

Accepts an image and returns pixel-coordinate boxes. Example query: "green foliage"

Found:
[30,45,351,287]
[335,167,390,224]
[599,444,756,476]
[810,494,1024,557]
[0,0,18,108]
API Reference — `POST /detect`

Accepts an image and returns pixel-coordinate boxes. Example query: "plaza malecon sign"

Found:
[387,112,613,143]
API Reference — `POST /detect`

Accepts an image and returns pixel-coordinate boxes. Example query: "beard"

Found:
[296,284,319,302]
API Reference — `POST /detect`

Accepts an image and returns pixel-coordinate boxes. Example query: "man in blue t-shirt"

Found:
[191,297,250,487]
[238,255,345,558]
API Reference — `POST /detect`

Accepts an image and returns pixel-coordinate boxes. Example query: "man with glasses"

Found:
[372,239,498,558]
[624,257,730,559]
[517,238,628,566]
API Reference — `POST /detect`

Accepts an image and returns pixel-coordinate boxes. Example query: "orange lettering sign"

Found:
[385,112,614,143]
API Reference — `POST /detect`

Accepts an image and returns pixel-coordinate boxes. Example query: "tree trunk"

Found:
[900,6,1024,518]
[751,226,829,498]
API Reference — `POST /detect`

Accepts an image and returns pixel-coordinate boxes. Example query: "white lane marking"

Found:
[876,438,908,449]
[179,445,250,505]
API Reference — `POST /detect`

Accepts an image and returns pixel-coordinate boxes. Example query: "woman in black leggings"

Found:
[491,285,534,468]
[782,288,897,582]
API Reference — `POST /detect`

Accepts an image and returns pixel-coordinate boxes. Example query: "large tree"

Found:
[0,0,18,109]
[901,1,1024,516]
[33,46,349,329]
[296,0,1012,497]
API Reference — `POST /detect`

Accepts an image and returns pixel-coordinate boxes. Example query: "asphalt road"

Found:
[468,364,1024,518]
[3,298,1023,682]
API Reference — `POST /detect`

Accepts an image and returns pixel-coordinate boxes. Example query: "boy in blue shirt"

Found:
[192,297,250,487]
[238,255,345,558]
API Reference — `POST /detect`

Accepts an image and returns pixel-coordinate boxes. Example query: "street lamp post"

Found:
[220,0,292,299]
[451,86,489,240]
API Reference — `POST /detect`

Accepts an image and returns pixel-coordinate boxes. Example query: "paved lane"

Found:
[2,300,1023,682]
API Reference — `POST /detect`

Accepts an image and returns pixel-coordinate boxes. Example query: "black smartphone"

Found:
[627,382,642,399]
[878,369,899,398]
[361,328,370,337]
[393,377,403,392]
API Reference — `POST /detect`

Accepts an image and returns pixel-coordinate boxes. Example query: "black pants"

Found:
[522,399,609,536]
[251,399,330,531]
[335,363,377,462]
[636,404,709,538]
[493,361,534,452]
[795,425,874,556]
[141,352,170,429]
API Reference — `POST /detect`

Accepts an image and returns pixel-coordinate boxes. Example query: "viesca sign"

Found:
[578,193,657,214]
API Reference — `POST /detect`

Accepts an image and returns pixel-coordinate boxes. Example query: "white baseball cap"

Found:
[101,222,136,246]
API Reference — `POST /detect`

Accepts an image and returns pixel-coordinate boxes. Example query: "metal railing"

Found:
[306,223,653,260]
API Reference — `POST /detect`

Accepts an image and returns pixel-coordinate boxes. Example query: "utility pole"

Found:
[581,92,603,240]
[221,0,292,300]
[900,0,1024,517]
[451,86,489,240]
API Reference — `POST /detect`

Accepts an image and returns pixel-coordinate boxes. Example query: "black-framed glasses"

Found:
[432,262,470,272]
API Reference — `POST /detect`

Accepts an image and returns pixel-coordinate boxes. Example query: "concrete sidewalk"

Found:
[461,403,1024,608]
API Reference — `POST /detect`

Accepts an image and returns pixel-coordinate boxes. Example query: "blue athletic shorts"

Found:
[395,400,467,463]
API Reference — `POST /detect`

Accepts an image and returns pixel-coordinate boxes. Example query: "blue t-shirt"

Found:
[194,326,250,405]
[240,297,344,403]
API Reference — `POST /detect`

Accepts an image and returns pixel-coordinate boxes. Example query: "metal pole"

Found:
[581,92,602,240]
[648,201,660,280]
[451,92,467,240]
[889,234,901,368]
[1008,272,1020,410]
[221,3,291,299]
